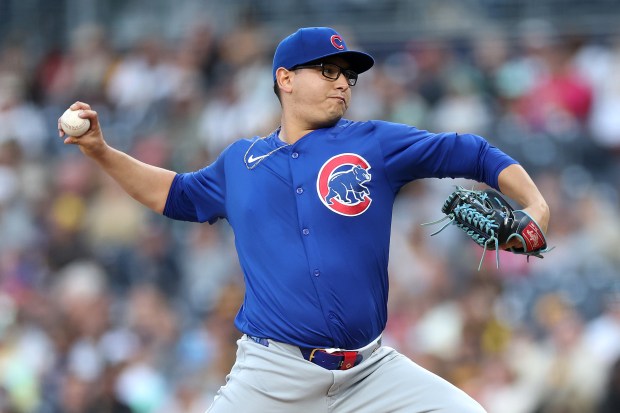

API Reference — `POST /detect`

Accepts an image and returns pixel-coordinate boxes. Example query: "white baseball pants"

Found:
[206,335,487,413]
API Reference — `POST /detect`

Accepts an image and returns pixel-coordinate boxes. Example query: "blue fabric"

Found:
[163,119,518,349]
[272,27,374,81]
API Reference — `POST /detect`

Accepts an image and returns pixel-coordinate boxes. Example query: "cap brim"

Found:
[303,50,375,74]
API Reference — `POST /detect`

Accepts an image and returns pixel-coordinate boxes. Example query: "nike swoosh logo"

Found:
[247,154,269,164]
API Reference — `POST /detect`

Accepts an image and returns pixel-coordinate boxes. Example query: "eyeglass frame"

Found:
[292,62,359,86]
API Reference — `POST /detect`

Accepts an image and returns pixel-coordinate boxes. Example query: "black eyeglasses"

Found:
[294,62,359,86]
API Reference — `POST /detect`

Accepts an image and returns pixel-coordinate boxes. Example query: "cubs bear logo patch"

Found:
[316,153,372,216]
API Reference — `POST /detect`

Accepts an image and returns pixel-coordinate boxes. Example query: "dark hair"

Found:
[599,357,620,413]
[273,82,282,103]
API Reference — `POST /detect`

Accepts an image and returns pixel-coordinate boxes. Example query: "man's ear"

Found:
[276,67,294,94]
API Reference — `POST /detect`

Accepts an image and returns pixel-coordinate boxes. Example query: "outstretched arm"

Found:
[58,101,176,214]
[497,163,550,235]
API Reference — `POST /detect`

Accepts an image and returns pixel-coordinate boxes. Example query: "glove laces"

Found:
[422,190,502,270]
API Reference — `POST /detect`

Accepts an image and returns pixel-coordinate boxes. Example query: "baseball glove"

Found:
[422,187,551,270]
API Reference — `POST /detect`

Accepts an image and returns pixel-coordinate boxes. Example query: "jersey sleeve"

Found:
[373,121,518,191]
[163,151,227,224]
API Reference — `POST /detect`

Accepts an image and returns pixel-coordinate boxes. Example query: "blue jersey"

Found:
[164,119,517,349]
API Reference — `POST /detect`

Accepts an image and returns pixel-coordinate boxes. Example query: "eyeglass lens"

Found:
[322,64,358,86]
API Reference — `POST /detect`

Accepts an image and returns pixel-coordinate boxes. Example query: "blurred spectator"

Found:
[35,24,113,105]
[584,290,620,369]
[530,294,606,412]
[197,22,278,153]
[522,40,592,128]
[0,72,48,159]
[576,36,620,155]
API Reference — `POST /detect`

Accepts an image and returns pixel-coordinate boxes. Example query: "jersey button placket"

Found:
[290,150,319,287]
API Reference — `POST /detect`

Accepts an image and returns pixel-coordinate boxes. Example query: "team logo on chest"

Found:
[316,153,372,216]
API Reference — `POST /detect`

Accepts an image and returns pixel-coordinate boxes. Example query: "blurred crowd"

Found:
[1,15,620,413]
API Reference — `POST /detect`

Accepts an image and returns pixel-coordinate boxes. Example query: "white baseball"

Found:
[60,108,91,137]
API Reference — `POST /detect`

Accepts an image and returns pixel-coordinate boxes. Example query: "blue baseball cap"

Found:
[272,27,375,82]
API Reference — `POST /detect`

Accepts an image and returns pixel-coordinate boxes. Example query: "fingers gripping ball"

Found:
[422,187,552,270]
[60,108,90,137]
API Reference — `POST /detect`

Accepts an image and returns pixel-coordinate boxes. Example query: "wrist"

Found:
[87,141,113,163]
[524,201,549,233]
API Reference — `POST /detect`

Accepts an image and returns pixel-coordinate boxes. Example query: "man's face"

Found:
[288,56,354,128]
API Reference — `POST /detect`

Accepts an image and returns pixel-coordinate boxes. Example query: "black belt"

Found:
[247,335,382,371]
